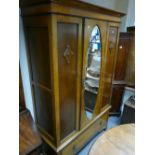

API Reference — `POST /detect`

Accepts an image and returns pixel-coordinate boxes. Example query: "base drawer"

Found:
[60,111,109,155]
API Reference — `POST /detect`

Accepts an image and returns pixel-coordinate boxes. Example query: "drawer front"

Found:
[60,111,109,155]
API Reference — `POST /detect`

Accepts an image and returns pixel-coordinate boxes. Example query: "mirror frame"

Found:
[83,25,102,120]
[80,19,108,129]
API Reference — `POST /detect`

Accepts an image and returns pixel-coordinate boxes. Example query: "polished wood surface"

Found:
[33,86,55,138]
[27,27,51,88]
[22,1,123,154]
[111,32,132,115]
[125,27,135,87]
[58,22,78,140]
[102,23,119,109]
[61,110,110,155]
[111,85,124,113]
[24,16,56,145]
[56,16,82,140]
[81,19,108,128]
[19,110,42,155]
[89,124,135,155]
[20,0,125,17]
[114,33,131,81]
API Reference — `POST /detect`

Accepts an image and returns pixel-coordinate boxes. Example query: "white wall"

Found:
[126,0,135,27]
[19,14,35,120]
[114,0,128,32]
[81,0,135,32]
[80,0,116,10]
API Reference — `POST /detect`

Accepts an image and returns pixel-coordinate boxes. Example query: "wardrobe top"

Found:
[20,0,125,18]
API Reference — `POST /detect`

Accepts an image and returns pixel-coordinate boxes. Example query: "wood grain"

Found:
[20,0,125,17]
[24,16,57,145]
[27,26,51,88]
[110,85,124,113]
[114,33,131,80]
[21,1,123,154]
[51,15,83,143]
[80,18,108,129]
[101,23,119,109]
[89,124,135,155]
[58,22,78,140]
[110,32,132,115]
[125,28,135,87]
[19,110,42,155]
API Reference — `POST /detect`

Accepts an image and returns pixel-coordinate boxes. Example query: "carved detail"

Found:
[109,41,113,54]
[63,45,74,64]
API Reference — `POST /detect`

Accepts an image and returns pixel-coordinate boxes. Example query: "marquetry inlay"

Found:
[63,45,74,64]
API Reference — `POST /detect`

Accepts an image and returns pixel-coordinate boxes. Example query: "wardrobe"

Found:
[110,32,132,115]
[110,27,135,115]
[20,0,124,154]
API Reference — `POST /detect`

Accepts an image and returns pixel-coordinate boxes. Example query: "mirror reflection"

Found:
[84,26,101,120]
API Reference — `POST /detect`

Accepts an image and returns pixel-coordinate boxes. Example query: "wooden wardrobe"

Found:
[20,0,124,154]
[110,32,132,115]
[110,27,135,115]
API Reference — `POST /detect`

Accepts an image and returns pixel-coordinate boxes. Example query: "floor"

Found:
[77,116,121,155]
[77,89,134,155]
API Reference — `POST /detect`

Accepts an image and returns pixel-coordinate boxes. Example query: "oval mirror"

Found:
[84,26,101,120]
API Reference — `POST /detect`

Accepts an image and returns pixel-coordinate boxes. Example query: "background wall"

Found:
[80,0,117,9]
[19,14,35,120]
[126,0,135,27]
[81,0,135,32]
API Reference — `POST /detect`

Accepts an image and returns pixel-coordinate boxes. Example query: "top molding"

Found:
[20,0,125,18]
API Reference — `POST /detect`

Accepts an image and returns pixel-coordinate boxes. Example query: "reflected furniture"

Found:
[89,124,135,155]
[111,29,135,115]
[20,0,124,154]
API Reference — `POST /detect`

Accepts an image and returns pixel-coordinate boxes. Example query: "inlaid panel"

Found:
[106,27,118,76]
[57,22,79,140]
[33,86,55,139]
[102,25,118,108]
[27,27,51,88]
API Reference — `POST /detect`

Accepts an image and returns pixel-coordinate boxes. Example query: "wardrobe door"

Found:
[81,19,107,128]
[51,15,82,142]
[101,23,119,109]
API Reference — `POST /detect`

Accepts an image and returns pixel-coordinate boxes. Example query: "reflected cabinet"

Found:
[21,1,124,154]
